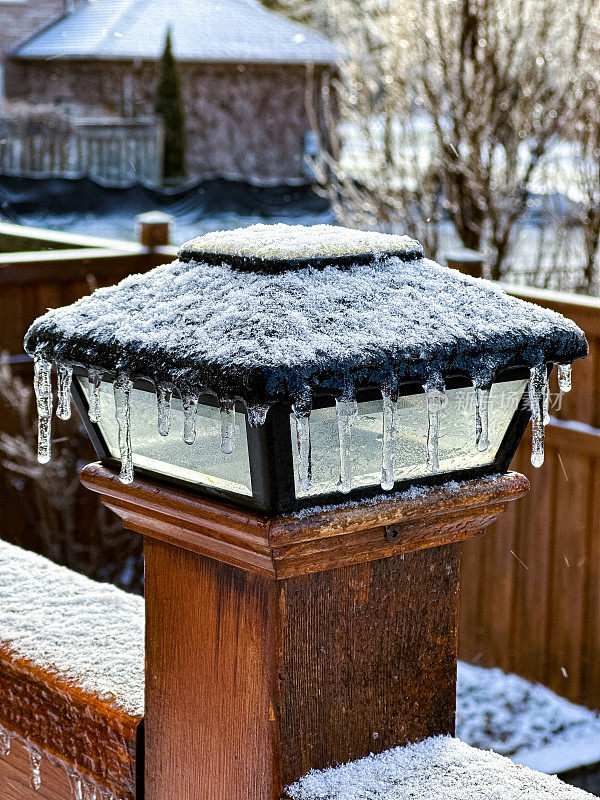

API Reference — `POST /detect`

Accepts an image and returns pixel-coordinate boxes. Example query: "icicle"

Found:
[529,364,545,468]
[292,400,312,493]
[68,772,84,800]
[27,745,42,790]
[474,386,490,452]
[87,368,103,423]
[114,375,133,484]
[336,395,357,493]
[425,382,447,472]
[0,725,10,756]
[543,371,550,426]
[247,404,269,427]
[56,364,73,421]
[182,395,198,444]
[157,385,172,437]
[558,363,572,393]
[380,388,398,491]
[220,401,236,455]
[33,355,53,464]
[68,772,98,800]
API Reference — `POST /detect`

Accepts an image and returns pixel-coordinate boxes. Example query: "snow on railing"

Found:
[0,539,143,799]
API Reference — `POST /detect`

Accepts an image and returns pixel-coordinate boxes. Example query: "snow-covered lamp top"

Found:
[25,223,586,404]
[23,223,587,499]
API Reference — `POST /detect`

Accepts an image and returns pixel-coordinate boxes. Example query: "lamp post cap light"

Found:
[23,223,587,511]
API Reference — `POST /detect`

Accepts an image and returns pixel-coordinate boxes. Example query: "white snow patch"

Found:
[284,735,593,799]
[0,540,144,718]
[182,222,420,260]
[457,661,600,775]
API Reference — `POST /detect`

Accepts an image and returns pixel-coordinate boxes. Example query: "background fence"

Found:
[0,116,164,187]
[459,285,600,710]
[0,226,175,592]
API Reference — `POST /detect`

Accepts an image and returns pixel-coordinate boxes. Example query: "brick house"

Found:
[3,0,339,184]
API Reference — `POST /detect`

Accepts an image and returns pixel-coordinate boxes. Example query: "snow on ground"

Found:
[457,661,600,774]
[284,736,593,799]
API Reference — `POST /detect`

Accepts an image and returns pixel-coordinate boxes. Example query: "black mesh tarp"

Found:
[0,175,330,225]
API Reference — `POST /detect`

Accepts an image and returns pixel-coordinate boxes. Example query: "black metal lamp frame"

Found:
[71,365,537,516]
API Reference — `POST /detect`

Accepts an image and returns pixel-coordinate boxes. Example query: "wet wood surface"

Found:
[144,539,461,800]
[0,735,73,800]
[277,547,459,784]
[84,467,528,800]
[81,463,529,579]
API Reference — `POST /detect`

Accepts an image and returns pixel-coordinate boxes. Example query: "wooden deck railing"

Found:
[0,116,164,187]
[459,284,600,711]
[0,539,144,800]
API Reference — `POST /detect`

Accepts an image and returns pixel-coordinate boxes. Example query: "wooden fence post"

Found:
[135,212,173,249]
[445,249,486,279]
[81,464,528,800]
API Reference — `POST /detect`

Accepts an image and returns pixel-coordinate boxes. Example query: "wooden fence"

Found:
[0,231,176,588]
[459,285,600,710]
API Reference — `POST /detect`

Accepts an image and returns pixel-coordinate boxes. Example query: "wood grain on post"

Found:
[81,463,529,800]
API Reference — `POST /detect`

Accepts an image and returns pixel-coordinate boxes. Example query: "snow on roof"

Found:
[283,736,594,799]
[24,223,587,407]
[457,661,600,775]
[13,0,340,65]
[0,540,144,718]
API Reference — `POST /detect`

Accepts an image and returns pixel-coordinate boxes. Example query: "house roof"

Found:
[12,0,340,65]
[24,223,588,408]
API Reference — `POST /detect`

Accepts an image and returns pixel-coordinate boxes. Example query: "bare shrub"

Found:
[278,0,597,281]
[0,355,143,594]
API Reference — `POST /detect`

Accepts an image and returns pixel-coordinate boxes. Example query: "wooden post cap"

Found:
[135,211,173,248]
[445,248,486,279]
[80,464,529,579]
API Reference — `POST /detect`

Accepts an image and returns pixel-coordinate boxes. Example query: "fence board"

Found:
[460,283,600,710]
[0,248,171,353]
[510,443,553,681]
[545,450,590,700]
[583,461,600,703]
